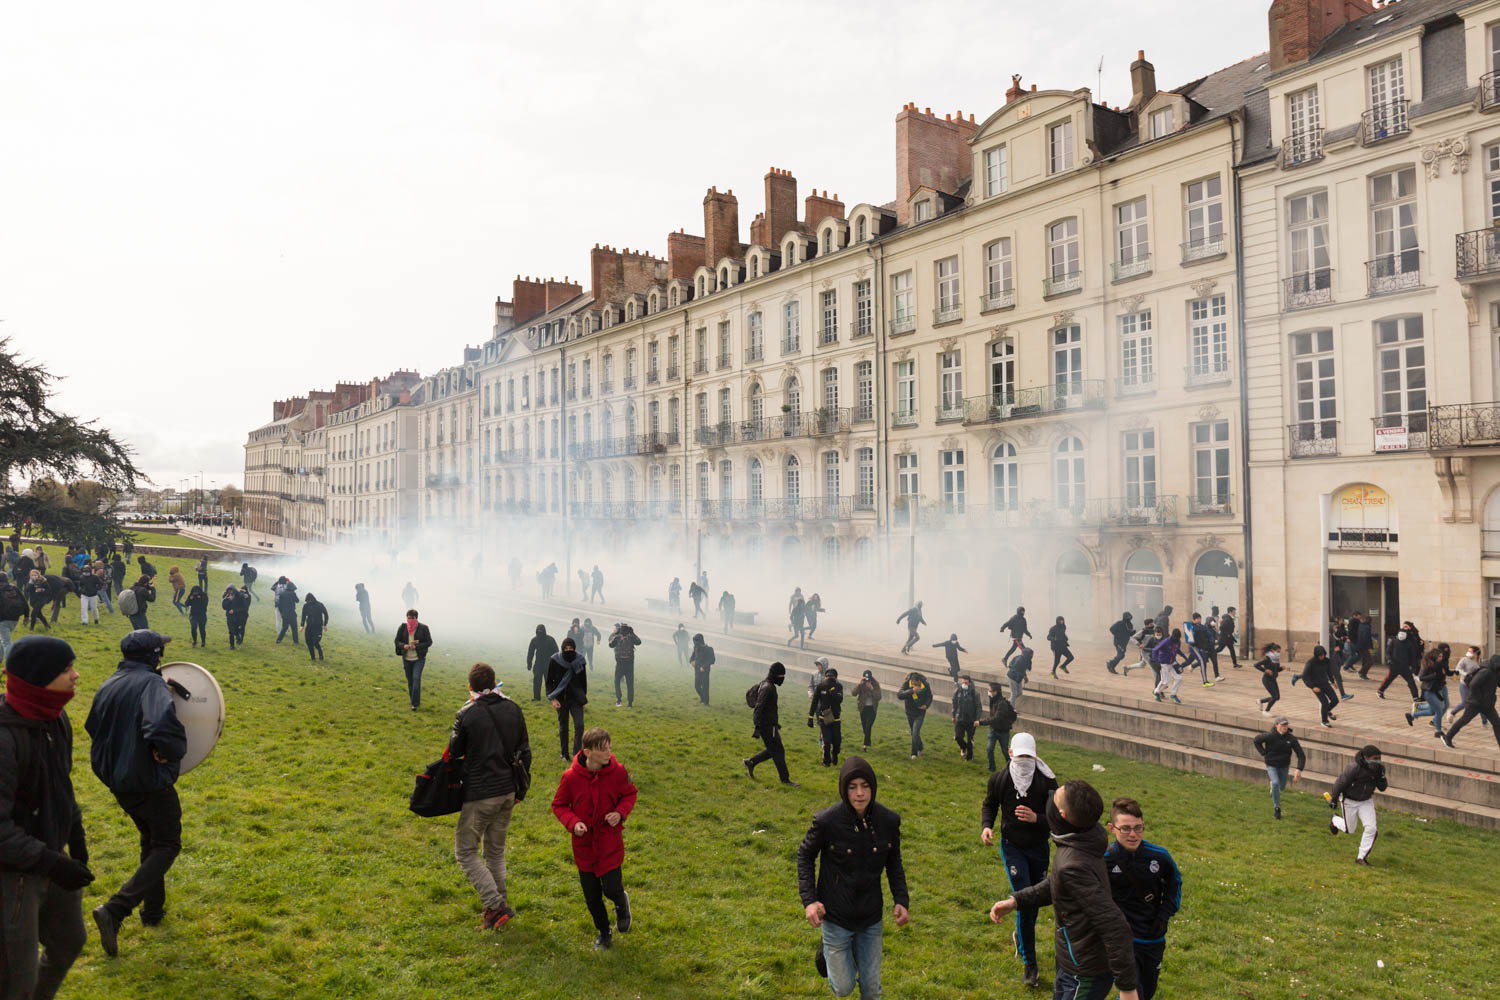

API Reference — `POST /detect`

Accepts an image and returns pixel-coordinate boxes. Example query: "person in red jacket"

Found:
[550,726,638,949]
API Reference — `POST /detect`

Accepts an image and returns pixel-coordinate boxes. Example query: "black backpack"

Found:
[745,681,765,709]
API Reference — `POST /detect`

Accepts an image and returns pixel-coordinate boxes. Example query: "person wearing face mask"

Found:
[808,666,844,767]
[85,630,188,957]
[1,636,93,998]
[394,610,433,711]
[1442,654,1500,750]
[981,682,1017,773]
[1104,798,1180,1000]
[546,637,589,762]
[852,671,881,751]
[1379,621,1422,701]
[526,624,558,702]
[689,633,716,707]
[1302,645,1339,728]
[1326,745,1389,865]
[896,671,932,759]
[932,633,967,688]
[744,662,798,786]
[990,778,1140,1000]
[608,623,640,708]
[1406,646,1453,737]
[980,732,1057,988]
[951,674,980,762]
[1255,643,1284,714]
[1252,715,1304,819]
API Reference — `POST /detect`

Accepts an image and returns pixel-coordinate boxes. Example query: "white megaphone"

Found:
[157,662,225,774]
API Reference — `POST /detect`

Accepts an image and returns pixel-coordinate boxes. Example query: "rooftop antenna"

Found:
[1096,55,1104,101]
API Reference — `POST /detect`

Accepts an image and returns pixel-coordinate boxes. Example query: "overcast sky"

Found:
[1,0,1269,492]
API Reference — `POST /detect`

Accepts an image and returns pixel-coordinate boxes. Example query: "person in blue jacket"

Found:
[1105,797,1181,1000]
[84,630,188,958]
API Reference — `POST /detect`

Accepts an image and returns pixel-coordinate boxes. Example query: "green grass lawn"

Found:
[120,527,224,550]
[21,570,1497,999]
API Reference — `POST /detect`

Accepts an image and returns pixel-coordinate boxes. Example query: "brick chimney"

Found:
[1005,74,1025,105]
[760,167,798,249]
[703,187,743,264]
[513,276,547,325]
[494,297,514,332]
[621,249,666,296]
[591,246,626,304]
[894,104,977,226]
[545,277,582,311]
[1269,0,1375,72]
[804,190,845,228]
[1128,50,1156,111]
[666,229,706,281]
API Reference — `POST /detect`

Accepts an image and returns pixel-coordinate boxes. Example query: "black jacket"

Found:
[1330,756,1388,803]
[1001,613,1031,640]
[183,590,209,620]
[301,599,329,635]
[896,676,932,718]
[896,605,925,629]
[528,633,559,672]
[1104,840,1182,942]
[0,582,27,620]
[933,638,965,669]
[1467,659,1499,709]
[751,677,782,735]
[0,701,85,875]
[1218,614,1236,641]
[951,683,980,725]
[275,586,299,617]
[810,679,844,722]
[690,642,716,672]
[77,573,101,598]
[608,628,640,664]
[1108,617,1134,644]
[394,622,433,658]
[1046,623,1069,651]
[1013,822,1137,991]
[796,761,908,932]
[1390,630,1422,672]
[1418,656,1450,693]
[1300,655,1333,689]
[1253,728,1306,769]
[130,581,156,613]
[25,580,49,607]
[447,692,530,801]
[545,651,588,706]
[85,659,188,797]
[983,691,1017,733]
[981,767,1055,849]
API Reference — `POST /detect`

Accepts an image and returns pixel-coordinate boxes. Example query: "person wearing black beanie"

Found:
[1,635,92,998]
[744,662,797,786]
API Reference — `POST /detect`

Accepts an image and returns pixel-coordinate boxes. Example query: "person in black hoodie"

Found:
[1047,616,1074,678]
[932,633,967,687]
[951,674,980,762]
[980,731,1057,988]
[274,582,300,645]
[1442,654,1500,750]
[24,571,51,631]
[221,587,242,650]
[1000,607,1030,666]
[1252,715,1304,819]
[808,666,844,767]
[896,671,932,758]
[1216,607,1239,668]
[183,585,209,648]
[689,633,716,706]
[797,756,909,998]
[1302,645,1339,728]
[1255,644,1284,714]
[545,637,588,761]
[896,601,924,655]
[354,583,374,634]
[1379,620,1421,701]
[78,564,103,625]
[745,662,797,786]
[1105,612,1134,673]
[301,593,328,661]
[1327,745,1388,865]
[527,625,559,702]
[981,681,1017,773]
[0,636,93,998]
[992,778,1140,1000]
[239,563,258,601]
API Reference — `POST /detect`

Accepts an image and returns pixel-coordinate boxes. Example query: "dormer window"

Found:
[1149,107,1175,139]
[697,276,706,298]
[821,230,832,255]
[626,301,635,321]
[856,216,867,242]
[720,266,729,288]
[984,145,1009,196]
[671,287,679,307]
[914,200,933,223]
[1048,119,1074,173]
[751,256,761,279]
[784,240,798,266]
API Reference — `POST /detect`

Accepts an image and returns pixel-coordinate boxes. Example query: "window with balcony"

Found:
[1184,176,1224,260]
[992,442,1019,510]
[1124,429,1157,507]
[718,388,731,426]
[668,396,680,439]
[1376,316,1427,440]
[1054,437,1085,507]
[749,458,763,505]
[785,455,801,501]
[1287,190,1332,308]
[668,335,680,378]
[856,361,874,421]
[897,452,918,506]
[1119,310,1154,393]
[720,460,733,503]
[941,449,966,510]
[984,239,1014,309]
[1047,218,1081,294]
[749,384,764,431]
[717,321,731,368]
[990,339,1016,405]
[694,327,708,374]
[857,447,875,510]
[939,350,963,419]
[1048,119,1074,173]
[1285,86,1322,164]
[1114,198,1150,279]
[1188,295,1230,384]
[747,311,764,361]
[822,367,839,411]
[1053,324,1083,398]
[891,271,914,333]
[1192,421,1231,510]
[895,360,916,425]
[783,300,801,354]
[695,392,709,435]
[820,289,839,344]
[936,256,961,322]
[1364,57,1408,143]
[648,343,660,382]
[854,280,872,337]
[823,451,840,503]
[648,401,660,439]
[985,144,1009,196]
[1369,167,1419,293]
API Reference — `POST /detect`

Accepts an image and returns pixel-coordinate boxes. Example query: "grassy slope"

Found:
[28,571,1495,999]
[120,528,224,550]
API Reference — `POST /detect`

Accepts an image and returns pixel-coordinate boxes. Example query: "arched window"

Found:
[785,377,802,435]
[1055,436,1085,506]
[697,276,706,298]
[720,267,729,288]
[785,455,801,500]
[856,216,867,242]
[822,230,832,255]
[749,458,764,506]
[822,535,840,572]
[854,535,873,567]
[751,256,761,279]
[992,442,1019,509]
[670,287,679,307]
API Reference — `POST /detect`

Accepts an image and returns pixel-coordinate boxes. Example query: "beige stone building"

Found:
[415,349,482,529]
[321,372,422,546]
[1243,0,1500,654]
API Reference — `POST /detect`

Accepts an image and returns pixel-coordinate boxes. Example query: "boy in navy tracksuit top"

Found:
[1104,797,1181,1000]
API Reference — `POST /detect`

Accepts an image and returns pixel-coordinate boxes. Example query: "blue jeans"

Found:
[1411,688,1449,731]
[906,711,925,755]
[821,919,883,999]
[403,656,426,708]
[1001,840,1049,966]
[98,588,114,613]
[1052,967,1116,999]
[1106,640,1127,670]
[1265,765,1289,810]
[987,728,1011,771]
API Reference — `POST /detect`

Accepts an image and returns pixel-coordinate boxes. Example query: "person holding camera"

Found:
[608,623,640,708]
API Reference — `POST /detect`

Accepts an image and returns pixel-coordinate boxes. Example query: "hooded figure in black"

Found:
[808,667,844,767]
[608,623,641,708]
[354,583,374,634]
[274,581,300,644]
[301,594,329,661]
[745,662,796,786]
[221,586,243,650]
[183,585,209,648]
[545,637,588,760]
[527,625,559,701]
[796,756,909,999]
[689,633,716,706]
[1,635,92,998]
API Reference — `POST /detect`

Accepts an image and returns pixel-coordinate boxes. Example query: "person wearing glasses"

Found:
[1105,798,1181,1000]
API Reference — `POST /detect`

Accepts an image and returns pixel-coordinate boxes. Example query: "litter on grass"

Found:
[1092,764,1106,772]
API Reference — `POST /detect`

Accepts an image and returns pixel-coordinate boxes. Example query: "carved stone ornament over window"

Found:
[1118,294,1145,314]
[1422,136,1469,179]
[1190,278,1218,299]
[1053,309,1075,327]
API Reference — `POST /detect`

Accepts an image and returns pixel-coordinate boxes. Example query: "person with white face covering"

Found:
[979,733,1057,988]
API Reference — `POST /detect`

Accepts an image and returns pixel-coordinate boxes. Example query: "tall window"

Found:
[1116,198,1150,266]
[822,367,839,410]
[1048,219,1080,281]
[856,216,867,241]
[785,456,800,501]
[1287,191,1331,289]
[697,462,709,505]
[648,343,660,379]
[1048,119,1074,173]
[784,377,802,436]
[749,384,764,429]
[896,360,916,420]
[695,392,709,432]
[1054,437,1085,506]
[582,358,592,395]
[1189,295,1230,378]
[567,363,577,399]
[1488,144,1500,224]
[668,396,680,437]
[1192,421,1231,505]
[985,144,1009,196]
[940,350,963,415]
[783,300,800,353]
[990,340,1016,402]
[1376,316,1426,431]
[941,449,966,510]
[985,239,1013,302]
[1366,57,1407,136]
[1053,325,1083,397]
[1287,86,1321,161]
[936,257,961,317]
[1291,329,1337,440]
[857,448,875,508]
[898,452,918,501]
[854,280,872,337]
[719,460,733,503]
[1149,106,1174,139]
[1370,167,1419,279]
[992,443,1019,510]
[717,321,731,366]
[823,451,840,501]
[1119,310,1154,390]
[648,401,660,437]
[1185,177,1224,254]
[602,408,613,442]
[748,311,764,360]
[855,361,874,421]
[695,327,708,372]
[626,348,637,381]
[749,458,764,505]
[820,290,838,344]
[892,271,913,324]
[626,404,636,440]
[718,388,731,426]
[521,374,530,408]
[1123,429,1157,507]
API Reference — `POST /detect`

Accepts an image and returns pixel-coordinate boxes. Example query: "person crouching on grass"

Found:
[550,727,636,950]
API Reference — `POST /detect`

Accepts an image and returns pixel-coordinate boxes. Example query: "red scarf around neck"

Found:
[3,671,74,721]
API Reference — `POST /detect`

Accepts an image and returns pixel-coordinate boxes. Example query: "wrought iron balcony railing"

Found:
[1360,100,1409,145]
[1043,270,1083,296]
[1282,129,1323,167]
[1455,230,1500,280]
[1288,420,1338,458]
[1284,269,1334,310]
[1366,251,1421,295]
[961,381,1107,424]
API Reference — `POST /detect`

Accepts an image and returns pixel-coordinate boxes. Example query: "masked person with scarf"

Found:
[183,585,209,648]
[689,633,716,706]
[896,671,932,759]
[546,637,589,762]
[527,625,559,702]
[980,732,1057,988]
[951,674,980,762]
[991,778,1140,1000]
[1,637,92,999]
[85,630,188,958]
[301,593,329,662]
[745,662,798,786]
[608,623,640,708]
[1255,644,1284,714]
[797,756,909,1000]
[394,610,433,711]
[1327,745,1389,865]
[852,671,881,751]
[808,667,844,767]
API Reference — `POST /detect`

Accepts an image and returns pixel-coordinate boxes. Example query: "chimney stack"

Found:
[703,186,743,265]
[1269,0,1375,72]
[804,189,845,228]
[1129,50,1157,111]
[667,230,706,281]
[759,167,799,249]
[512,276,547,325]
[1005,74,1025,104]
[894,105,977,226]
